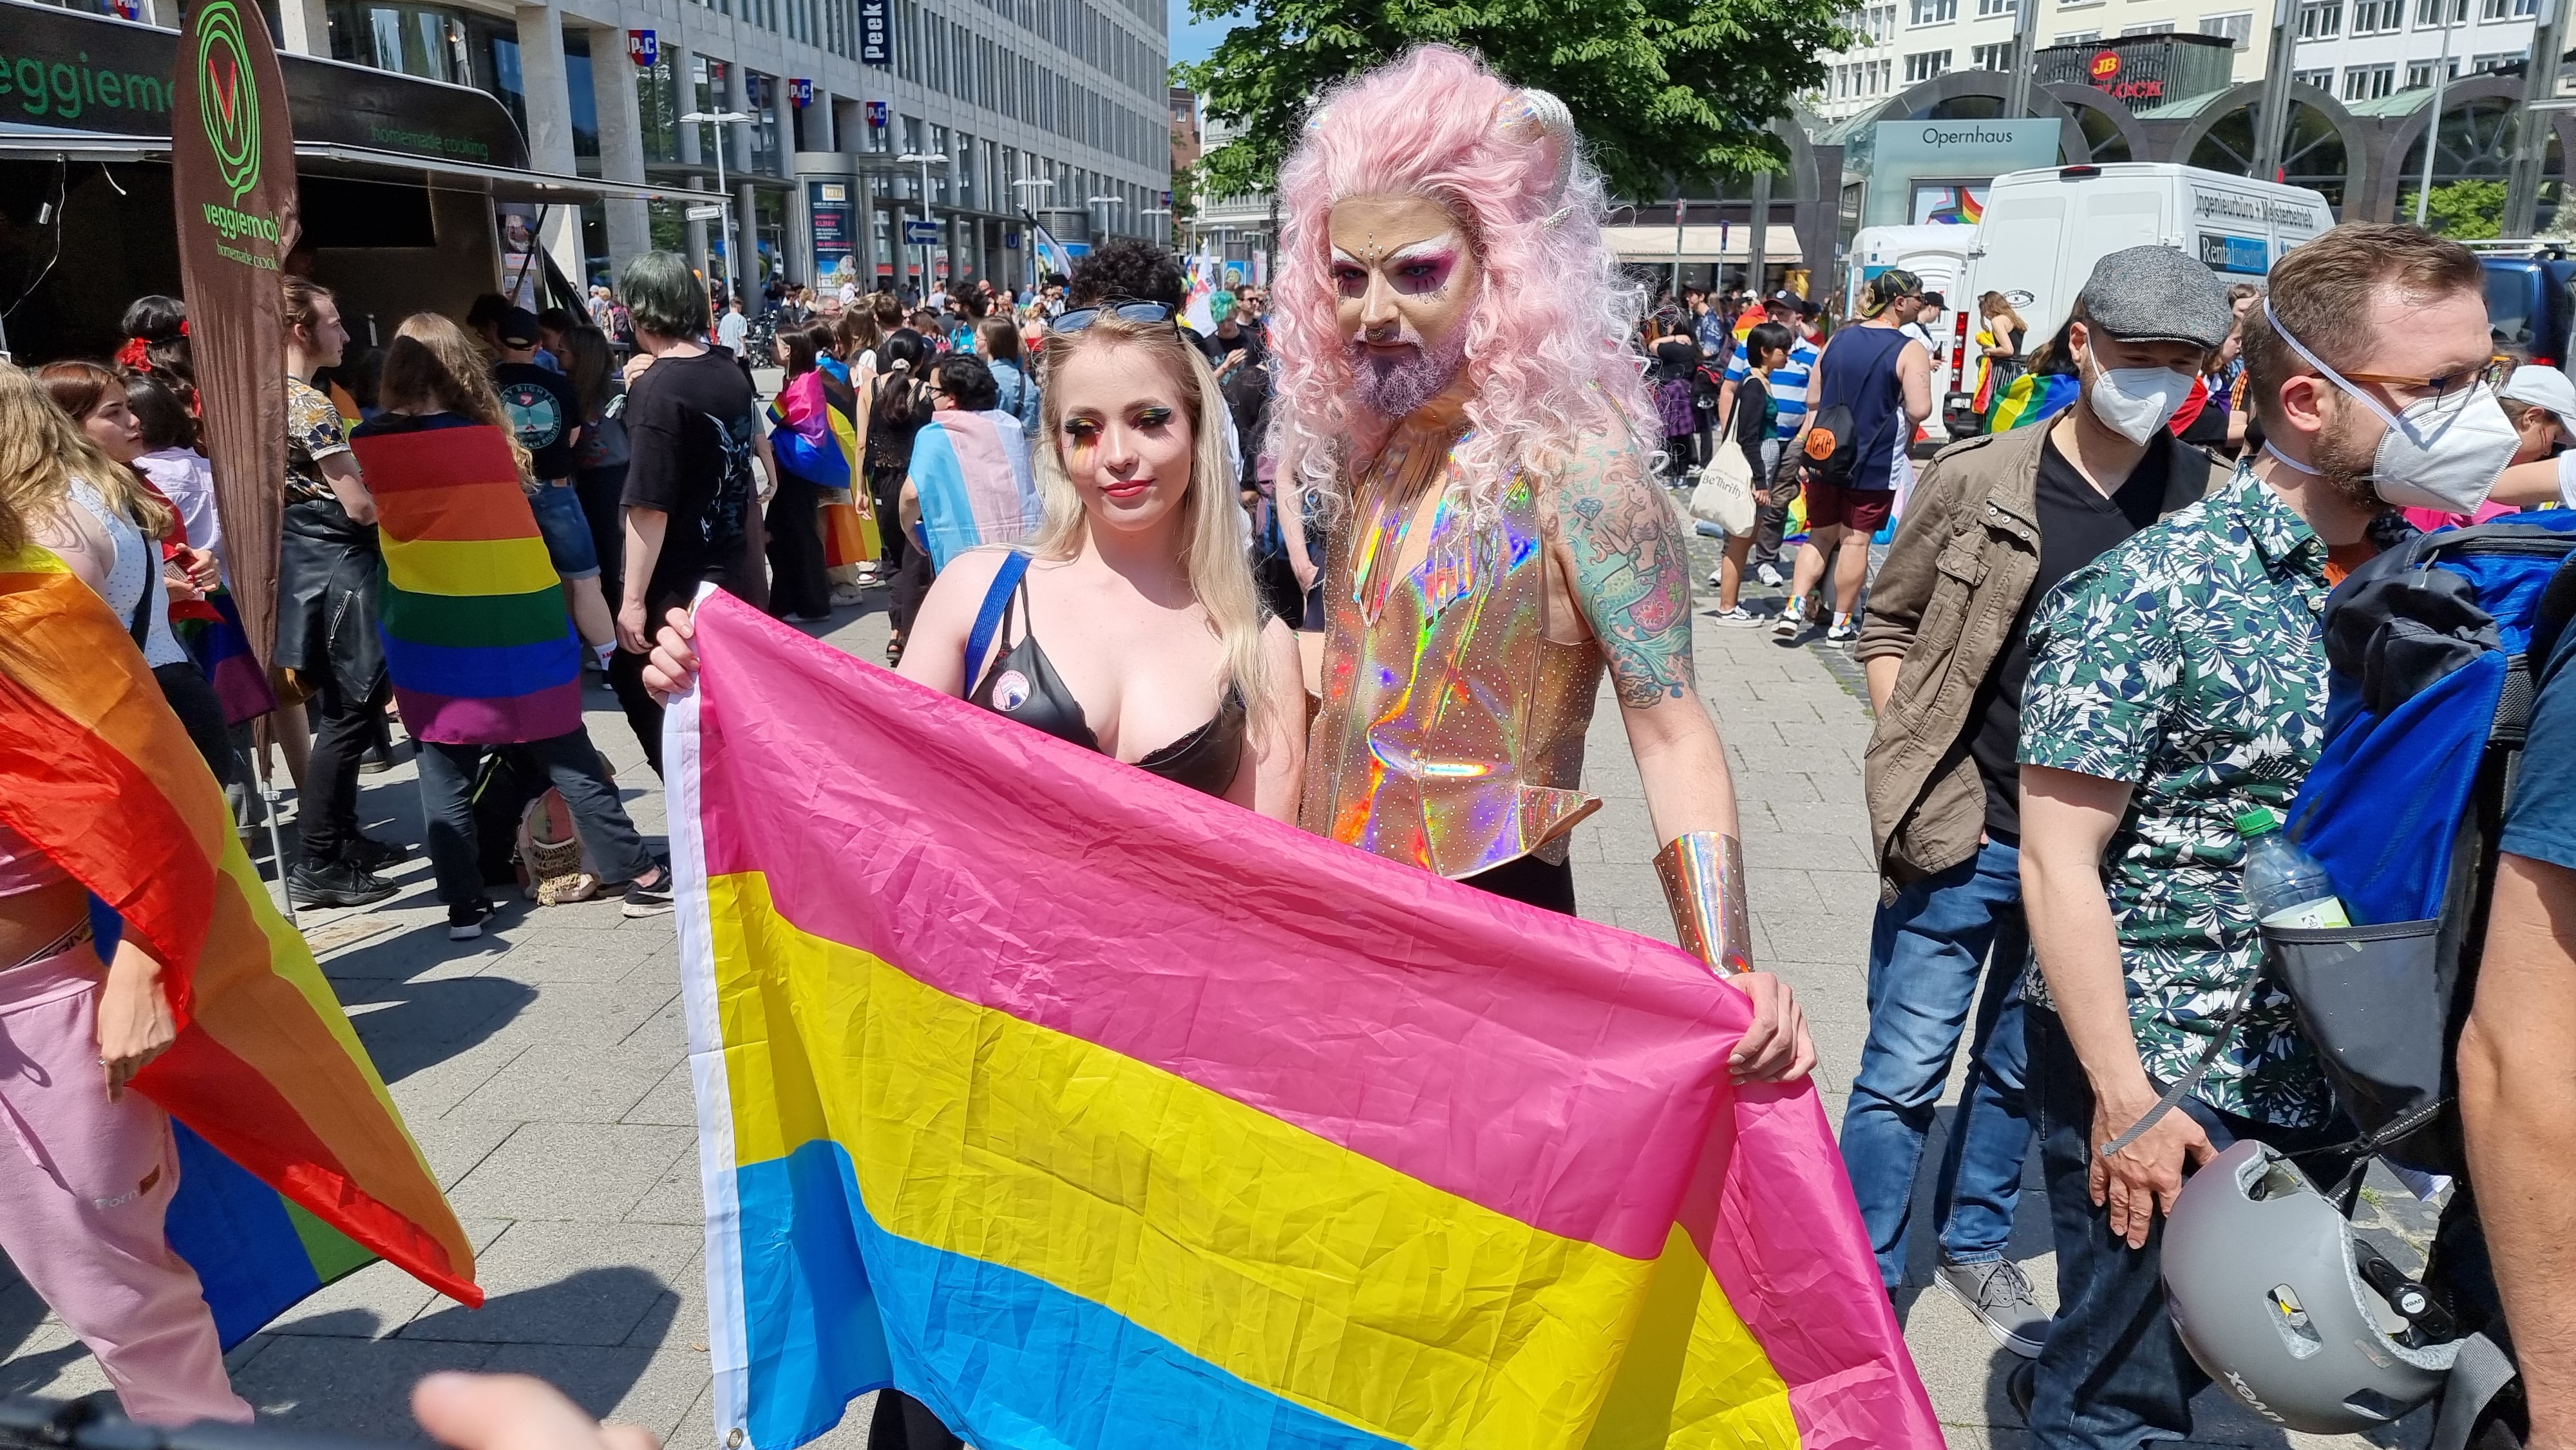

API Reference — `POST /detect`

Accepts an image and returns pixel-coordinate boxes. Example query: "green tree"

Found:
[1177,0,1849,203]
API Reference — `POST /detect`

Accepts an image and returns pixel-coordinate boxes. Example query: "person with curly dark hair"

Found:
[1065,238,1185,311]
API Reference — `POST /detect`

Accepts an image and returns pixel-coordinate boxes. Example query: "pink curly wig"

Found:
[1269,44,1655,522]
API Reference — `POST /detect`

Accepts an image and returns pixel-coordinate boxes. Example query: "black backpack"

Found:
[1797,402,1860,488]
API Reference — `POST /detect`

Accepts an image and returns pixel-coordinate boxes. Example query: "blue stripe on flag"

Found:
[166,1122,327,1348]
[735,1140,1404,1450]
[380,631,582,701]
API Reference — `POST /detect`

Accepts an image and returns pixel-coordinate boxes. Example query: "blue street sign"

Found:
[904,220,940,244]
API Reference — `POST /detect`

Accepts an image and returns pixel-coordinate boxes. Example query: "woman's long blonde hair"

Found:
[382,312,536,486]
[1030,312,1272,737]
[0,361,172,554]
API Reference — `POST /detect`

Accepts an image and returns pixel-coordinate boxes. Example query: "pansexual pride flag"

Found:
[355,420,582,744]
[670,592,1937,1450]
[0,546,480,1323]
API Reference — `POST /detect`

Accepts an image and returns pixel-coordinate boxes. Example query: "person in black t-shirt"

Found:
[609,251,777,774]
[1839,246,2235,1361]
[492,306,616,662]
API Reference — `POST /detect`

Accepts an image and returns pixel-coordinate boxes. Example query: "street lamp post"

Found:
[680,110,754,309]
[900,151,951,299]
[1141,205,1171,247]
[1086,193,1125,245]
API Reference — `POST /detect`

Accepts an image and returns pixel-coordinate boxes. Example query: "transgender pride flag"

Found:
[355,422,582,744]
[669,592,1938,1450]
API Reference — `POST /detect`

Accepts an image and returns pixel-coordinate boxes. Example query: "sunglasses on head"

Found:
[1051,300,1177,334]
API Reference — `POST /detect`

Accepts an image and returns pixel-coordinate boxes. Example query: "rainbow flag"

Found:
[174,585,278,726]
[670,592,1938,1450]
[1986,372,2081,434]
[355,422,582,744]
[0,547,481,1327]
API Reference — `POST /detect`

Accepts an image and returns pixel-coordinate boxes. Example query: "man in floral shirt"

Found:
[2011,224,2501,1445]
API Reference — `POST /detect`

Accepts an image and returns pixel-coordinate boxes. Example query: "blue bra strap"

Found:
[964,549,1033,684]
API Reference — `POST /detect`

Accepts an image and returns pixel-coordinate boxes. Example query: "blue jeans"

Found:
[1839,839,2035,1286]
[2024,1005,2358,1448]
[530,480,600,580]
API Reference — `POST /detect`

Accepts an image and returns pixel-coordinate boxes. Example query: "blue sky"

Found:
[1168,0,1241,68]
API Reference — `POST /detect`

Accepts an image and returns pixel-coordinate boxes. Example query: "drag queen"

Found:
[1273,46,1812,1080]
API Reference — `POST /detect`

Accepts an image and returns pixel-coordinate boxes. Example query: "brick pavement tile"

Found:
[479,934,670,984]
[627,1152,710,1227]
[1739,830,1875,874]
[230,1334,498,1438]
[454,1043,675,1125]
[401,1221,699,1346]
[621,989,692,1053]
[445,1122,694,1221]
[266,1219,513,1339]
[671,1378,719,1450]
[485,1343,711,1443]
[388,1037,529,1120]
[486,986,679,1060]
[404,1115,521,1191]
[625,1060,699,1128]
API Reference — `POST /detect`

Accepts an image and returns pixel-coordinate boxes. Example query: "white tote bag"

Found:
[1688,400,1758,538]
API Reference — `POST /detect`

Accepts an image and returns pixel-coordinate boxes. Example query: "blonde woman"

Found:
[648,303,1306,818]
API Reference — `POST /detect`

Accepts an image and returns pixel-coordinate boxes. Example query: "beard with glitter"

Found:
[1345,321,1472,422]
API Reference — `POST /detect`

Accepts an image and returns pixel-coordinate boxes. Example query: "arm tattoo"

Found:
[1547,440,1695,708]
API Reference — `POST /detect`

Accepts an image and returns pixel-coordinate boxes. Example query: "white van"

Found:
[1846,224,1973,316]
[1960,163,2332,343]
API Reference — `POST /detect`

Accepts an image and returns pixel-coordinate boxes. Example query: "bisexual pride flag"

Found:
[0,547,481,1335]
[670,591,1938,1450]
[355,422,582,744]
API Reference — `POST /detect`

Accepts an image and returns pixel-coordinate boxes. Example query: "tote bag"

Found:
[1688,399,1758,537]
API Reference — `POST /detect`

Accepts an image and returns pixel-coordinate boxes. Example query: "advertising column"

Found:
[173,0,299,666]
[1864,119,2060,228]
[810,180,855,294]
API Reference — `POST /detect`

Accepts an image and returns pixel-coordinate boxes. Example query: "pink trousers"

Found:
[0,946,252,1426]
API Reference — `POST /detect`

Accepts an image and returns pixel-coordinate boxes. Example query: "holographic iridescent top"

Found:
[1299,429,1606,878]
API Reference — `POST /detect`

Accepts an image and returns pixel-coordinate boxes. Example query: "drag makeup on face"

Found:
[1051,339,1198,534]
[1327,192,1481,419]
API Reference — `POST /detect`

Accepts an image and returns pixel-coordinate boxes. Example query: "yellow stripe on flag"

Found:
[383,536,560,599]
[1587,1226,1799,1449]
[708,872,1790,1450]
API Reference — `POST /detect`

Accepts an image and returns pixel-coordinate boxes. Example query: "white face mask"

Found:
[2083,352,2195,445]
[2264,301,2517,514]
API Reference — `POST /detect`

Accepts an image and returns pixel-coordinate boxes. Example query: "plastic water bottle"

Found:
[2237,807,2352,929]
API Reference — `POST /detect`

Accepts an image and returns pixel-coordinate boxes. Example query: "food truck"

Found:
[0,0,663,362]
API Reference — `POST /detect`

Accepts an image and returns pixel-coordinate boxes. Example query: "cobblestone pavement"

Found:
[3,532,2439,1449]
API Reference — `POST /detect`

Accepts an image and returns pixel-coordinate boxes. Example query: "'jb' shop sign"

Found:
[2088,50,2164,102]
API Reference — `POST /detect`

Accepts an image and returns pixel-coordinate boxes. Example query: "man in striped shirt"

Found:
[1717,292,1823,584]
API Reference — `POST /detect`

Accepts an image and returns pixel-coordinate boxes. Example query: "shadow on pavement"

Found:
[325,917,540,1086]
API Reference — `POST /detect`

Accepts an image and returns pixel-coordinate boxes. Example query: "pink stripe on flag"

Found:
[940,413,1031,542]
[701,593,1716,1257]
[394,681,583,746]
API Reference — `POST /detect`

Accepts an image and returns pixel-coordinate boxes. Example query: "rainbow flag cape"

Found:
[1985,371,2081,434]
[670,592,1938,1450]
[355,422,582,745]
[0,547,481,1327]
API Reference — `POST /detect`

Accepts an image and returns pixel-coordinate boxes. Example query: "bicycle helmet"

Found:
[2163,1140,2458,1434]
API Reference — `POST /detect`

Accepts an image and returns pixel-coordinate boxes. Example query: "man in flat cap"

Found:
[1842,245,2235,1360]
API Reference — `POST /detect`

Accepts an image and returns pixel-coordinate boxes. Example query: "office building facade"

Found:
[35,0,1169,297]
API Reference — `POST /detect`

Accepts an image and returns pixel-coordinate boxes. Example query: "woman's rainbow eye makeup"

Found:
[1136,406,1173,428]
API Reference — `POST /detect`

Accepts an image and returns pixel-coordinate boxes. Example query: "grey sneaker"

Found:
[1937,1256,2050,1359]
[1755,561,1786,588]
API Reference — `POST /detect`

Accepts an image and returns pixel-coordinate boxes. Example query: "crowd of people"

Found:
[17,35,2576,1450]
